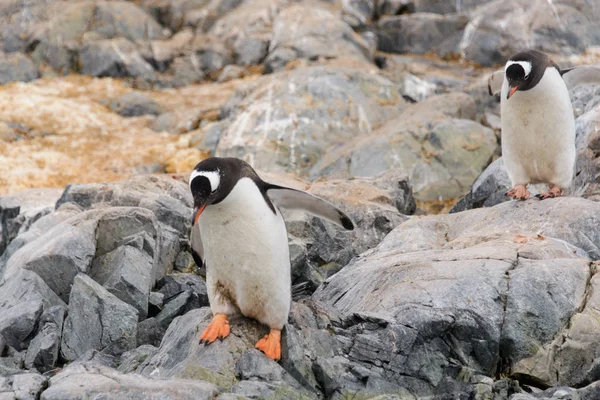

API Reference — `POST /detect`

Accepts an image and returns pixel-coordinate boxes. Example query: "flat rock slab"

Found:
[41,362,218,400]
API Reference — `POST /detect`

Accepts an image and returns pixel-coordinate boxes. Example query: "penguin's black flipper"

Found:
[561,66,600,90]
[190,223,204,269]
[265,185,354,230]
[487,69,504,96]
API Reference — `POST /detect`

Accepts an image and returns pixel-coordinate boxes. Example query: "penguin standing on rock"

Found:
[487,49,600,200]
[188,157,354,361]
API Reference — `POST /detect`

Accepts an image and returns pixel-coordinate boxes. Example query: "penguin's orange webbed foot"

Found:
[200,313,230,344]
[255,329,281,361]
[506,184,530,200]
[536,185,563,200]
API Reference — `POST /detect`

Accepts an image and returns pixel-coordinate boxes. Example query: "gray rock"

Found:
[40,362,219,400]
[449,158,511,212]
[4,214,97,303]
[377,13,469,56]
[137,317,166,347]
[314,197,600,396]
[342,0,376,28]
[24,305,65,373]
[233,37,268,66]
[265,3,372,72]
[228,379,316,399]
[0,52,39,84]
[108,92,165,117]
[0,202,82,268]
[117,344,158,374]
[0,301,42,351]
[92,1,166,41]
[56,175,193,283]
[71,348,117,369]
[155,290,202,328]
[149,291,164,311]
[310,93,496,203]
[255,170,407,293]
[157,273,208,303]
[79,38,155,80]
[173,250,195,272]
[0,196,20,257]
[413,0,494,14]
[216,61,406,175]
[90,244,154,320]
[138,308,261,387]
[217,65,245,83]
[190,37,233,75]
[0,188,63,259]
[459,0,600,66]
[0,372,47,400]
[61,274,138,361]
[0,269,66,312]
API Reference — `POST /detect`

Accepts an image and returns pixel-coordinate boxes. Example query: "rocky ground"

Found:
[1,0,600,399]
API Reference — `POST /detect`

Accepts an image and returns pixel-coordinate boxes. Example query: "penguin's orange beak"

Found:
[507,86,518,99]
[193,203,207,225]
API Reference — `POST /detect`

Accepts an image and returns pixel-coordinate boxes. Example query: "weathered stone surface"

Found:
[0,269,66,312]
[61,274,138,361]
[266,3,372,71]
[0,52,39,84]
[459,0,600,66]
[378,13,469,56]
[80,38,155,79]
[0,301,43,351]
[216,60,406,175]
[91,244,154,320]
[0,188,63,259]
[56,175,192,282]
[117,344,158,374]
[136,317,166,348]
[24,305,65,373]
[0,372,47,400]
[108,92,165,117]
[3,214,96,302]
[313,197,600,396]
[41,362,219,400]
[310,92,496,202]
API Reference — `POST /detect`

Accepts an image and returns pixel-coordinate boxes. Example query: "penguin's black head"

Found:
[504,50,558,99]
[189,157,255,225]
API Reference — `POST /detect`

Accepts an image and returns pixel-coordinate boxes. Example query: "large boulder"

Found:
[216,60,407,176]
[313,197,600,395]
[60,274,139,361]
[310,92,497,203]
[266,3,372,71]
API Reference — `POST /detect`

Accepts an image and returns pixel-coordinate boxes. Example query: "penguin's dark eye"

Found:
[189,170,221,193]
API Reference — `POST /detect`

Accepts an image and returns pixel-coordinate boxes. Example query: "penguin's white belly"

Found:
[198,178,291,329]
[501,68,576,187]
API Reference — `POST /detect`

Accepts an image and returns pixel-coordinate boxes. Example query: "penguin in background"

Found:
[188,157,354,361]
[487,49,600,200]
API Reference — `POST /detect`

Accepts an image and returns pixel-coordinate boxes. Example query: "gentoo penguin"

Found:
[487,49,600,200]
[188,157,354,360]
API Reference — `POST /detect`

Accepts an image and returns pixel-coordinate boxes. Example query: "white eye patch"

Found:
[505,60,532,79]
[189,170,221,193]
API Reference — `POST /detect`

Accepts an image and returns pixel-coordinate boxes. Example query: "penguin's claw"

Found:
[200,314,230,344]
[255,329,281,361]
[536,186,563,200]
[506,184,530,200]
